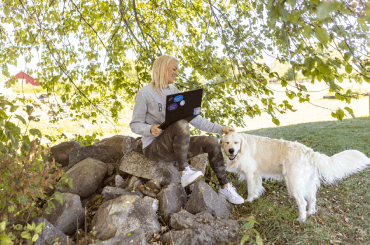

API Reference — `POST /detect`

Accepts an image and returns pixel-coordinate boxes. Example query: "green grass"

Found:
[228,117,370,244]
[11,82,47,94]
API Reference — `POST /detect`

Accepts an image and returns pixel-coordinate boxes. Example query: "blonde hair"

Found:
[151,54,179,96]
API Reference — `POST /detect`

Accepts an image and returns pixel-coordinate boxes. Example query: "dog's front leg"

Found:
[246,172,256,202]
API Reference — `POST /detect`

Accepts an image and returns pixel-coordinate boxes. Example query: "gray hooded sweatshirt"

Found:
[130,83,223,150]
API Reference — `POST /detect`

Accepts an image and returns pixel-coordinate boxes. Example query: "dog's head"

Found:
[219,131,243,161]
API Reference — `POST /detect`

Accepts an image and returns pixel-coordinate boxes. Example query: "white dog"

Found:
[219,131,370,222]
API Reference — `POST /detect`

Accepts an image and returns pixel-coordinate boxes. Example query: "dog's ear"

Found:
[218,138,223,147]
[239,136,243,154]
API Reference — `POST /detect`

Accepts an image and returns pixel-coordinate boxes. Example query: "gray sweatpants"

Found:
[143,119,228,186]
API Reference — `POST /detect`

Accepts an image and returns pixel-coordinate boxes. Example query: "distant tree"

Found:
[1,0,369,129]
[283,67,295,82]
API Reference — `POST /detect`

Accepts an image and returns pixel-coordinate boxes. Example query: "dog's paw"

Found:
[296,217,306,222]
[246,197,254,202]
[307,209,316,215]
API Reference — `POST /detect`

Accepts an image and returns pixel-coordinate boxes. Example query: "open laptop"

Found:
[159,88,203,130]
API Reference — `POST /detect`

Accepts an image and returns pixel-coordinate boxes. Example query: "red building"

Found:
[7,71,40,86]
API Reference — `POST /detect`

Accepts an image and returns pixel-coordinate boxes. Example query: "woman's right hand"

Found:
[150,124,162,136]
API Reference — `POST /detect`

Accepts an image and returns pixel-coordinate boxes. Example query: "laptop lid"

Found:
[159,88,203,130]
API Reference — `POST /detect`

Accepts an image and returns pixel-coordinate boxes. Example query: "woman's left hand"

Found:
[222,126,235,134]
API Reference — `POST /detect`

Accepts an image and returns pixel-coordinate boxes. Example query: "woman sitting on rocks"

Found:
[129,54,244,205]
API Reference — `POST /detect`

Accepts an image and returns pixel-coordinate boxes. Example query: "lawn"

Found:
[226,117,370,244]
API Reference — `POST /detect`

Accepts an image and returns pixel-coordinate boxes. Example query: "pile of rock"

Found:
[31,135,240,244]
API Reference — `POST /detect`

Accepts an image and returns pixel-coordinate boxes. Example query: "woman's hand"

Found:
[222,126,235,134]
[151,124,162,136]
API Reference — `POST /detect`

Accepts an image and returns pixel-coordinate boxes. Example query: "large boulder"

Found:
[42,193,85,236]
[185,181,231,218]
[157,183,187,222]
[68,145,114,169]
[189,153,208,174]
[101,186,143,200]
[162,210,240,245]
[161,229,194,245]
[91,195,161,241]
[33,217,74,245]
[93,135,134,162]
[91,228,146,245]
[119,151,181,187]
[49,141,81,167]
[57,158,108,199]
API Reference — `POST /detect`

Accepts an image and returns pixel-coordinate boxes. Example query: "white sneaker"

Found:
[219,183,244,204]
[181,166,204,187]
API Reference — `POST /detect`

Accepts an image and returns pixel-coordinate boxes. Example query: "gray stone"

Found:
[127,175,145,188]
[157,183,187,222]
[143,196,158,212]
[91,195,161,241]
[68,145,114,169]
[166,210,240,245]
[41,193,85,236]
[161,229,195,245]
[106,162,115,176]
[49,141,81,167]
[102,186,143,200]
[185,181,231,218]
[145,179,161,193]
[190,153,208,174]
[140,188,157,198]
[33,217,74,245]
[91,228,146,245]
[93,135,134,162]
[115,175,125,188]
[119,151,181,187]
[57,158,108,199]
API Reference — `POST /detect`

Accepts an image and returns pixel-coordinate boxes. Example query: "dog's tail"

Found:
[313,150,370,185]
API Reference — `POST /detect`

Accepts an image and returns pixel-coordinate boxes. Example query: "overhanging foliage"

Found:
[1,0,369,130]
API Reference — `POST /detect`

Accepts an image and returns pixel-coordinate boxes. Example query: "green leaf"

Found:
[0,110,8,120]
[364,76,370,83]
[314,26,329,45]
[14,224,23,231]
[256,235,263,245]
[15,115,27,124]
[345,64,352,74]
[21,231,31,239]
[240,234,250,245]
[27,223,33,231]
[303,26,311,39]
[328,79,337,91]
[54,192,65,205]
[287,0,296,7]
[272,118,280,126]
[0,234,12,245]
[240,222,253,230]
[34,222,45,234]
[312,0,320,5]
[29,128,42,138]
[317,4,328,19]
[344,107,355,118]
[337,109,345,121]
[358,17,369,32]
[0,221,6,232]
[32,234,39,242]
